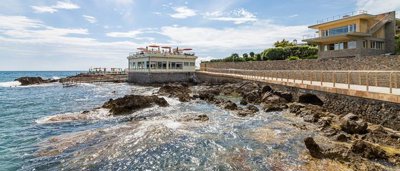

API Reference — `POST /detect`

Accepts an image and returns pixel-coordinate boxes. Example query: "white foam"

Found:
[36,108,111,124]
[52,76,60,80]
[0,81,21,87]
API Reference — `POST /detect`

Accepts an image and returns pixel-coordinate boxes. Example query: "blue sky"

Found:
[0,0,399,71]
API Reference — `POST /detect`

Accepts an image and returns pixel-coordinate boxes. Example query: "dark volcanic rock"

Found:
[263,104,285,112]
[242,90,261,104]
[298,93,324,106]
[304,137,324,158]
[158,84,191,102]
[199,89,220,102]
[103,95,169,115]
[351,140,388,160]
[340,113,368,134]
[247,105,259,112]
[15,77,48,86]
[224,101,238,110]
[260,85,272,93]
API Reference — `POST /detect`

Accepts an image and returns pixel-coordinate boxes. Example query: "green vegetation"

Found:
[209,39,318,62]
[287,56,300,61]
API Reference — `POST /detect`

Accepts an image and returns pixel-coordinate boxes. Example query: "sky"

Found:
[0,0,399,71]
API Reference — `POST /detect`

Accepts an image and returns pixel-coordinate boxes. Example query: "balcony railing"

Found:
[316,10,368,24]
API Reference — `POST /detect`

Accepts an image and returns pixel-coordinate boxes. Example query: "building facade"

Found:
[303,11,397,58]
[127,45,197,84]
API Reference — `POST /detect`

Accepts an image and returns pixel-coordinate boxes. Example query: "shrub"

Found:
[288,56,300,60]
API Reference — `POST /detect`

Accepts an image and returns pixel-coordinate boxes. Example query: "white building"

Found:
[127,45,198,83]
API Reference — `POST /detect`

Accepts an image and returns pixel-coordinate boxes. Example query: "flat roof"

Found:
[309,14,374,29]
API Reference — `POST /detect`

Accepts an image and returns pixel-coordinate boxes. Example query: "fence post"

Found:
[333,72,336,87]
[366,72,370,91]
[390,72,393,94]
[347,72,351,89]
[301,71,304,84]
[310,72,313,85]
[321,72,324,86]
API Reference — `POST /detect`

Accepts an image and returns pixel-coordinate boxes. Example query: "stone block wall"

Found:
[128,72,195,84]
[200,55,400,71]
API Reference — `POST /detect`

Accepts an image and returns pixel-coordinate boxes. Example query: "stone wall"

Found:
[195,72,400,131]
[128,72,195,84]
[200,55,400,71]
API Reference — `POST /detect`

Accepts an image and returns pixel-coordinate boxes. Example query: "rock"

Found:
[102,95,169,115]
[273,91,293,102]
[15,77,49,86]
[303,114,320,123]
[242,90,260,104]
[335,134,349,142]
[237,110,256,117]
[158,84,191,102]
[288,103,305,114]
[340,113,368,134]
[247,105,259,112]
[224,101,238,110]
[199,90,219,102]
[260,85,272,93]
[239,99,248,105]
[298,93,324,106]
[263,104,284,112]
[351,140,388,160]
[239,82,260,94]
[304,137,324,158]
[81,110,90,114]
[194,114,209,122]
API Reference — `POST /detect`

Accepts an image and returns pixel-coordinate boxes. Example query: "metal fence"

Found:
[205,68,400,94]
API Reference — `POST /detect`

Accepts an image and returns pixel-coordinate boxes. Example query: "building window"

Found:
[190,62,195,66]
[322,24,357,37]
[184,62,189,66]
[348,41,356,49]
[363,40,368,48]
[370,41,384,50]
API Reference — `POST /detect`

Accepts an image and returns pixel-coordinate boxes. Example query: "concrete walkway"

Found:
[199,71,400,103]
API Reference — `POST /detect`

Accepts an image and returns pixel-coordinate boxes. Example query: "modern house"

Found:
[303,11,397,58]
[127,45,197,83]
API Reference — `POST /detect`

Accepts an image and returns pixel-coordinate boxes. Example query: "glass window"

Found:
[348,41,356,49]
[176,62,183,69]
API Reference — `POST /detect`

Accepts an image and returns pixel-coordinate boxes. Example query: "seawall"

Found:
[128,72,196,84]
[195,72,400,131]
[200,55,400,71]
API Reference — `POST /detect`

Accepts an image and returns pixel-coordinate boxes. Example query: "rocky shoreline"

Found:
[14,73,126,86]
[95,81,400,170]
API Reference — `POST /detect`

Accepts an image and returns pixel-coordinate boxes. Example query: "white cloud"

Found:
[82,15,97,23]
[289,14,299,18]
[204,8,257,24]
[106,30,143,38]
[113,0,134,6]
[158,20,310,51]
[170,6,197,19]
[31,1,80,13]
[356,0,400,17]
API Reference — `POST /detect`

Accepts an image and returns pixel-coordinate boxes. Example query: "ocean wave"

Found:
[0,81,21,87]
[52,76,61,80]
[36,108,111,124]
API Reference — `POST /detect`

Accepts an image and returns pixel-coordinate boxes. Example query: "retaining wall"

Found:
[200,55,400,71]
[128,72,195,84]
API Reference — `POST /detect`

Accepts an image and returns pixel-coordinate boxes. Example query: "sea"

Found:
[0,71,328,170]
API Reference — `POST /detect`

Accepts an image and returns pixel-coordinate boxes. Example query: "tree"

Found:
[274,39,296,48]
[249,52,255,58]
[242,53,249,60]
[231,53,239,62]
[255,54,262,61]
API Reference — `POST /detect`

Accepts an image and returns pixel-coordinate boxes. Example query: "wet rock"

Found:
[158,84,191,102]
[247,105,259,112]
[304,137,324,158]
[340,113,368,134]
[102,95,169,115]
[15,77,49,86]
[81,110,90,114]
[199,89,219,102]
[239,99,248,105]
[237,110,256,117]
[224,101,238,110]
[239,82,260,94]
[261,92,288,104]
[194,114,209,122]
[180,114,209,122]
[273,91,293,102]
[351,140,388,160]
[298,93,323,106]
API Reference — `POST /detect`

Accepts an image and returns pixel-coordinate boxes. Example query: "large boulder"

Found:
[158,84,191,102]
[242,90,261,104]
[298,93,323,106]
[103,95,169,115]
[261,92,288,104]
[15,77,48,86]
[199,89,219,102]
[340,113,368,134]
